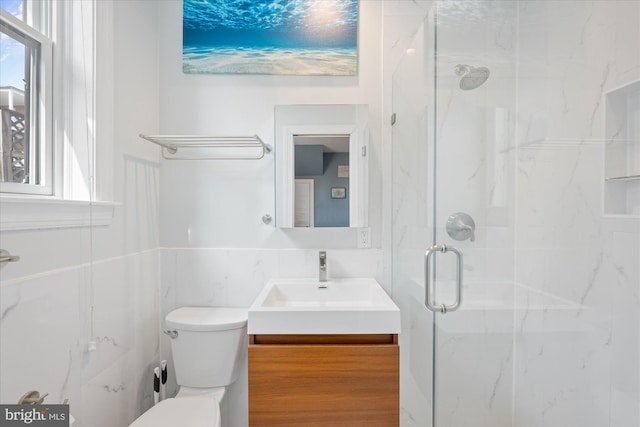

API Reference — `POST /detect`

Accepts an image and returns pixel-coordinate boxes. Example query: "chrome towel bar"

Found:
[139,134,272,160]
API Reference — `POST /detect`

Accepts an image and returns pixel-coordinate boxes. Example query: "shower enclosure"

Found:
[392,1,640,426]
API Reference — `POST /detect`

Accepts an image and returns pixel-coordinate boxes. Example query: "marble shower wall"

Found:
[514,1,639,427]
[391,1,639,426]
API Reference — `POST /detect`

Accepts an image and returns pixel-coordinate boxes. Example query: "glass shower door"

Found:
[394,1,640,427]
[428,2,518,426]
[390,19,434,424]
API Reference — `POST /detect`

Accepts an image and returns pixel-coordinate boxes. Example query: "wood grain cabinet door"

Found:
[249,343,399,426]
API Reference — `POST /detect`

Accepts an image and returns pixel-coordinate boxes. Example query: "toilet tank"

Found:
[165,307,248,388]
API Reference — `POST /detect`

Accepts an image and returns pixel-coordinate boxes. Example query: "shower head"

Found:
[454,64,490,90]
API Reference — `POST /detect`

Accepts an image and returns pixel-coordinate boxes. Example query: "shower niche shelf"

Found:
[604,79,640,216]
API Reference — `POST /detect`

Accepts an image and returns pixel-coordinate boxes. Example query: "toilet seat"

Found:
[130,397,220,427]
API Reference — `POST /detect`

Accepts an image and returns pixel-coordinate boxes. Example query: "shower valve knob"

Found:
[446,212,476,242]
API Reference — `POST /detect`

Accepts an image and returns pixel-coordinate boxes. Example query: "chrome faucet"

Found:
[319,251,327,284]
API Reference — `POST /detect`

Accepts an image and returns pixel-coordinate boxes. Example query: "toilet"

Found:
[130,307,248,427]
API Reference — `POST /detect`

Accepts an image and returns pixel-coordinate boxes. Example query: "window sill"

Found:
[0,196,118,231]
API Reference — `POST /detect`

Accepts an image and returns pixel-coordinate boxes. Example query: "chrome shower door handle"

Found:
[424,244,463,313]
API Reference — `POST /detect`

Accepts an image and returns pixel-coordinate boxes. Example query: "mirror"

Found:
[275,104,369,228]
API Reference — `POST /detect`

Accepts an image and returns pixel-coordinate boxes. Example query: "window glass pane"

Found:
[1,24,34,184]
[0,0,24,20]
[0,29,26,89]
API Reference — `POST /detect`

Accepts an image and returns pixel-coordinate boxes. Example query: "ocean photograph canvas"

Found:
[182,0,359,76]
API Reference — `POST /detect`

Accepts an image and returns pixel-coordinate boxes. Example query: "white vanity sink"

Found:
[248,278,401,335]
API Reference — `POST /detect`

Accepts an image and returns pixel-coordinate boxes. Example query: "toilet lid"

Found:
[130,398,219,427]
[166,307,248,332]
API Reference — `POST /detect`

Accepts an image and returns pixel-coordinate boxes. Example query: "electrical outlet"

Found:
[357,227,371,248]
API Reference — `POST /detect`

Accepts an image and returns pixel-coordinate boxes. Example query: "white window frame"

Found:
[0,7,53,195]
[0,0,116,231]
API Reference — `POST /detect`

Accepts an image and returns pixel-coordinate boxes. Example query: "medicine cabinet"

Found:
[275,104,369,228]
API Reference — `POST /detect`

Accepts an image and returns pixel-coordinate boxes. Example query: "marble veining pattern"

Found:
[0,250,160,426]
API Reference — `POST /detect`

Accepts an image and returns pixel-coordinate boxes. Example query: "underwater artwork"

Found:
[182,0,358,76]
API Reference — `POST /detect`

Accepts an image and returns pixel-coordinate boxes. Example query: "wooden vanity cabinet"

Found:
[248,334,399,427]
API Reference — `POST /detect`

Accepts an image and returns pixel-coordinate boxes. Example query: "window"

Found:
[0,0,115,230]
[0,0,52,195]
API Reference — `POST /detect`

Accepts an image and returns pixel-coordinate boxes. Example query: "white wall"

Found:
[156,3,388,426]
[157,0,383,250]
[0,2,161,426]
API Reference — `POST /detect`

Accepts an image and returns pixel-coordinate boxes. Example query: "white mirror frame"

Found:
[276,123,368,228]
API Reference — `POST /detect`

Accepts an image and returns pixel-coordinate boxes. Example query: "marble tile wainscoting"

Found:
[0,250,160,427]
